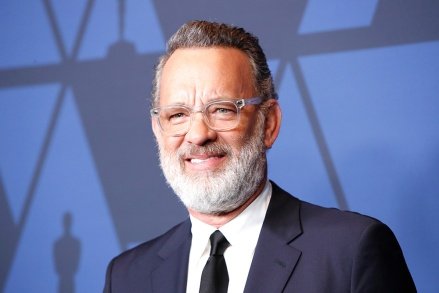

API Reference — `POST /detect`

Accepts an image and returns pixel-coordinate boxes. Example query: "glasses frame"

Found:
[150,96,263,136]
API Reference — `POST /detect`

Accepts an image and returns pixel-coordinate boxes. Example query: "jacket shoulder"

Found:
[271,180,381,234]
[104,219,191,292]
[269,182,416,291]
[114,219,190,268]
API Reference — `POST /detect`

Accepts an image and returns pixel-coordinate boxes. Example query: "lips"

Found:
[183,153,227,170]
[185,153,225,162]
[178,143,231,171]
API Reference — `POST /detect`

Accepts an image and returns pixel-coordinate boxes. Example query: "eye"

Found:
[169,112,186,120]
[208,103,238,120]
[216,107,233,114]
[162,108,190,125]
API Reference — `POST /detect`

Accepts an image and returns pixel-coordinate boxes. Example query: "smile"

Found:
[184,153,226,170]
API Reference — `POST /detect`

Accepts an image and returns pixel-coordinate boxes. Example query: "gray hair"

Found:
[151,20,277,106]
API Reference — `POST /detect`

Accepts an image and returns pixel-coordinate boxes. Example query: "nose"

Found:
[184,112,217,146]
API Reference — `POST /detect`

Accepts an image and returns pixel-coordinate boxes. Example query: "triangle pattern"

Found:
[78,0,118,60]
[0,84,59,223]
[268,62,336,207]
[125,0,165,53]
[299,0,379,34]
[51,0,88,55]
[4,90,119,292]
[0,1,60,68]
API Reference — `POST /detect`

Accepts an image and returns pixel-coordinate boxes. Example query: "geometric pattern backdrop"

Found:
[1,1,438,292]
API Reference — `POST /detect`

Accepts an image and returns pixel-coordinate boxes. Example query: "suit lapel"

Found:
[244,182,303,293]
[151,219,192,293]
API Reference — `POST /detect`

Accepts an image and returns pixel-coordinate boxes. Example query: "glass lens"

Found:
[159,106,190,134]
[206,101,239,130]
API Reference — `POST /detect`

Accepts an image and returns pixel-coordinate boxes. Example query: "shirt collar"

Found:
[190,181,272,258]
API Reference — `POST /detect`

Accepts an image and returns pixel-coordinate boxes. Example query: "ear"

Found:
[263,99,282,149]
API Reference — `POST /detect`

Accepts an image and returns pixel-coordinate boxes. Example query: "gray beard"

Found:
[157,117,267,215]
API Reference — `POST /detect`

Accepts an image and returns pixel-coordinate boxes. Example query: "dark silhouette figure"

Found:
[54,212,81,293]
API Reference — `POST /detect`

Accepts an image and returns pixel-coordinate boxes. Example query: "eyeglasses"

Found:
[150,97,263,136]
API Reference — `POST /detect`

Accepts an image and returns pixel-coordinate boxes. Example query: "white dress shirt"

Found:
[186,181,272,293]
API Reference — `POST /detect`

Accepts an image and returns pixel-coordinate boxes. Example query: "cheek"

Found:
[236,113,260,139]
[152,118,184,147]
[220,114,259,147]
[216,131,247,152]
[159,136,184,152]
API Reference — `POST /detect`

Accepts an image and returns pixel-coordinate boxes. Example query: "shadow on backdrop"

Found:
[1,0,438,291]
[54,212,81,293]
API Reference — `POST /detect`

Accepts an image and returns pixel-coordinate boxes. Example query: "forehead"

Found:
[158,47,255,104]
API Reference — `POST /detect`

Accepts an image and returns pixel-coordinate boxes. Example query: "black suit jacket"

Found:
[104,182,416,292]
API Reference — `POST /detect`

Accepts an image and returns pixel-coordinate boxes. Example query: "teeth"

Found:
[191,158,208,164]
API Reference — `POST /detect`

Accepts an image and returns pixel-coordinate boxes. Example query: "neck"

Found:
[188,179,266,228]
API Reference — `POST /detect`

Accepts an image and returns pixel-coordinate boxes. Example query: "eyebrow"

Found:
[161,96,238,107]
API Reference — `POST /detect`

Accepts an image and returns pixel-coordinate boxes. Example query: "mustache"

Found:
[176,142,233,158]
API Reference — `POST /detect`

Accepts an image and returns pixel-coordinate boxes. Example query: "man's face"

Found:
[152,47,271,214]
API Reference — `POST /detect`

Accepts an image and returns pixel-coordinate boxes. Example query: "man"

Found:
[104,20,416,292]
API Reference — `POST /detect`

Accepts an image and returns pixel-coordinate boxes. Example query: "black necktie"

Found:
[199,230,230,293]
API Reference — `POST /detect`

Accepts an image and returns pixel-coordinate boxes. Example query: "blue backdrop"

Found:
[1,1,438,292]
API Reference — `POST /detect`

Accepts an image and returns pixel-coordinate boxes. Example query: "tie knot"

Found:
[209,230,230,256]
